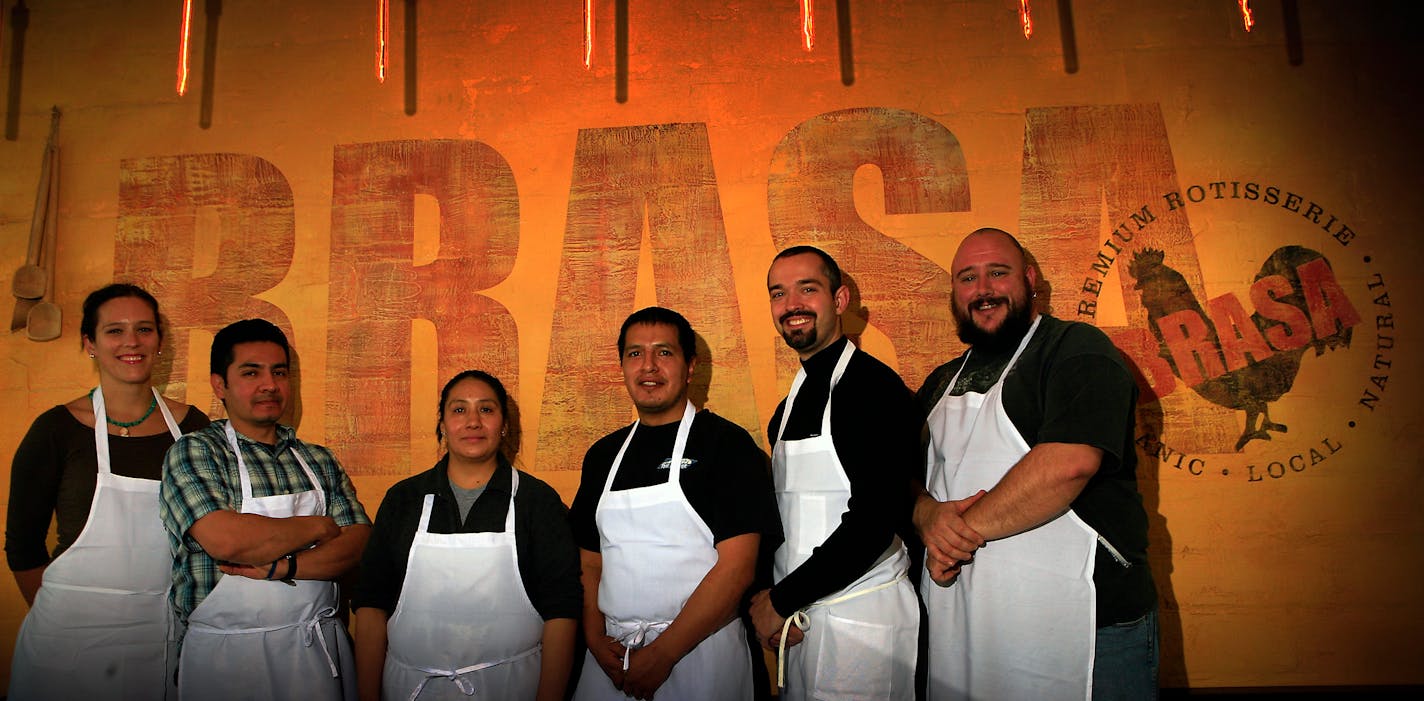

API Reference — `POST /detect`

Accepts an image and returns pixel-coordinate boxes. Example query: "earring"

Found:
[158,350,163,356]
[88,353,95,359]
[501,429,507,437]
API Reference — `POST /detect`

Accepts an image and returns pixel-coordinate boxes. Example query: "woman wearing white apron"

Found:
[769,340,920,701]
[7,284,207,701]
[353,370,581,701]
[572,401,754,701]
[175,420,359,701]
[922,316,1100,700]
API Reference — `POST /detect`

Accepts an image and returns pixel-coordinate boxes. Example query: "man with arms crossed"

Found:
[749,246,922,700]
[161,319,370,700]
[570,307,780,701]
[915,228,1158,700]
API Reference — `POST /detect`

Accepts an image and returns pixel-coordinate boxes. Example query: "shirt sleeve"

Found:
[1036,328,1137,476]
[769,360,924,616]
[516,478,583,621]
[304,444,371,526]
[702,424,780,547]
[568,440,613,552]
[5,409,64,571]
[160,432,239,554]
[352,482,416,613]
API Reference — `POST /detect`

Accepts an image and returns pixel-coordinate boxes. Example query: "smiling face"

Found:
[950,229,1039,348]
[84,296,162,386]
[767,252,849,360]
[620,322,696,426]
[211,341,290,440]
[440,376,506,467]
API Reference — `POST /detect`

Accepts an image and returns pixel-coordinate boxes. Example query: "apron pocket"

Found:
[812,612,893,700]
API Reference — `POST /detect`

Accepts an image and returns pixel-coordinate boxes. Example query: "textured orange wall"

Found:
[1,0,1421,689]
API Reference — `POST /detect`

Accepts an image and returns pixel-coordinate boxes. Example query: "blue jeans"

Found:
[1093,609,1159,700]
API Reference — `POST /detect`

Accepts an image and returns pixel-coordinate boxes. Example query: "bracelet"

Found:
[283,552,297,582]
[265,560,279,580]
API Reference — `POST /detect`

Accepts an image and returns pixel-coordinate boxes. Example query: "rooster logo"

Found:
[1129,246,1360,451]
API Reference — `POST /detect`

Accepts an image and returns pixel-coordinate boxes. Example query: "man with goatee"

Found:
[749,246,922,700]
[914,227,1158,700]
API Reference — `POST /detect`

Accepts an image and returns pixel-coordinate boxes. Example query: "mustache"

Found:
[779,310,815,325]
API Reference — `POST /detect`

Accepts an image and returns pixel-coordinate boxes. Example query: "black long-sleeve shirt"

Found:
[767,337,924,616]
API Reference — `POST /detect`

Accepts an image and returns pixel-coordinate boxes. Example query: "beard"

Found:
[953,285,1035,352]
[778,312,820,352]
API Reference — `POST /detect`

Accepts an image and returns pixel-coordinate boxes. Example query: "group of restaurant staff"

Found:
[5,232,1158,700]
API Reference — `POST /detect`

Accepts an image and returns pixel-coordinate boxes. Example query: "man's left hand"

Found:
[749,589,795,650]
[621,642,675,700]
[218,561,274,580]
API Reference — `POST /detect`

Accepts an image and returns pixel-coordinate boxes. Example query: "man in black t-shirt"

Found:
[569,307,780,701]
[914,227,1158,700]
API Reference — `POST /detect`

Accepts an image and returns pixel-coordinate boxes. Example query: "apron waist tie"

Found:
[404,644,541,701]
[187,605,341,678]
[776,571,908,689]
[40,580,167,597]
[611,620,672,672]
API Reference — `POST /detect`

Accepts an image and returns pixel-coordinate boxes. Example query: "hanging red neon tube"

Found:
[1239,0,1254,32]
[377,0,389,83]
[1020,0,1033,39]
[584,0,593,69]
[802,0,814,51]
[176,0,193,95]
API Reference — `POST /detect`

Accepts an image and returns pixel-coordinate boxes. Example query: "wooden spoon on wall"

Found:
[10,107,59,331]
[26,139,60,342]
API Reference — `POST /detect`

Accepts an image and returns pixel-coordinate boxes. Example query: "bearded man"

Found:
[913,227,1159,701]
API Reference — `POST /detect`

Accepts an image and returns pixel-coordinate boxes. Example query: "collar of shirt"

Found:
[223,420,299,454]
[428,453,515,499]
[799,335,851,381]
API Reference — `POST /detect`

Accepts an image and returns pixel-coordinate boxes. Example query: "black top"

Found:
[6,404,210,571]
[570,409,782,556]
[918,314,1157,625]
[353,456,583,621]
[767,337,924,617]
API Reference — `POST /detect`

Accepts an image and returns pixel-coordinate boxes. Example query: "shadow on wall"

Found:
[1126,376,1184,686]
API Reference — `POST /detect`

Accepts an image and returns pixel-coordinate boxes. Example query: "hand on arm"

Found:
[749,588,803,651]
[189,509,339,565]
[353,607,389,701]
[960,442,1101,541]
[620,533,758,700]
[536,618,577,701]
[912,487,987,586]
[217,523,371,581]
[579,548,626,690]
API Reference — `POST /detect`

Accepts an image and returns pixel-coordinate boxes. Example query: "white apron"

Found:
[176,422,357,701]
[8,387,184,701]
[382,470,545,700]
[922,316,1099,701]
[572,402,753,701]
[772,341,920,701]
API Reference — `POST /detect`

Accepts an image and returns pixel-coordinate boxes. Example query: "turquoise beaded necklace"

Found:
[89,388,157,437]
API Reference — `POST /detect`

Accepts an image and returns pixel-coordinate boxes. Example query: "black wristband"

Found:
[283,552,297,582]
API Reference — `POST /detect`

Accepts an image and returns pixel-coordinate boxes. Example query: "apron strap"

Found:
[187,605,342,678]
[416,494,435,533]
[404,643,541,701]
[92,386,184,475]
[775,570,908,689]
[612,620,672,671]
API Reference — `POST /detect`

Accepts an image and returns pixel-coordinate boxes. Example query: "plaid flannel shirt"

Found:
[159,420,369,624]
